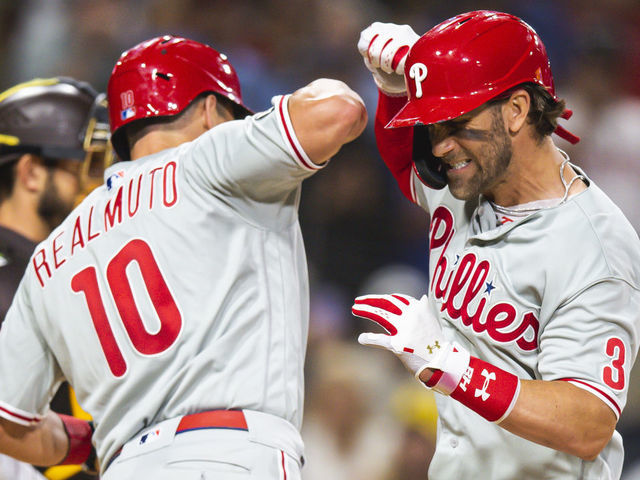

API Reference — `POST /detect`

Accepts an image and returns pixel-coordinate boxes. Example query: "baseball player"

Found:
[0,78,111,323]
[0,77,111,480]
[0,36,366,480]
[353,11,640,480]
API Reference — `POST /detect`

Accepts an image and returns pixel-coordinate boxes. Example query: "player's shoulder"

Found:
[571,182,638,242]
[181,112,257,165]
[566,183,640,283]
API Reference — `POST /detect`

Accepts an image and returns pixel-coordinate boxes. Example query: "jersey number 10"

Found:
[71,239,182,377]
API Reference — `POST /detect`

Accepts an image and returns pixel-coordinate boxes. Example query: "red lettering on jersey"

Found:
[429,206,540,351]
[128,175,142,218]
[107,239,182,355]
[148,167,163,210]
[430,206,455,250]
[433,254,455,300]
[484,304,539,350]
[430,206,456,300]
[163,161,178,207]
[484,303,516,341]
[515,312,539,351]
[33,160,182,286]
[33,249,51,288]
[87,206,101,241]
[104,186,123,231]
[440,252,490,332]
[52,231,66,269]
[443,253,475,322]
[70,216,85,256]
[463,258,489,329]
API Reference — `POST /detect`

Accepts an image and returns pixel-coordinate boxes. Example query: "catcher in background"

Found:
[353,10,640,480]
[0,78,112,479]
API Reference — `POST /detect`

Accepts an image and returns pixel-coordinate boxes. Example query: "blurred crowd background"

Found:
[0,0,639,478]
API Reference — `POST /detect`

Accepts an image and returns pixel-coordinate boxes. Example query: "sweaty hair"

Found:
[521,83,566,141]
[125,92,237,153]
[493,83,565,143]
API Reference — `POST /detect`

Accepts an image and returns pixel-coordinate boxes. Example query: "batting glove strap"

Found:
[426,351,521,423]
[57,414,94,466]
[422,342,470,394]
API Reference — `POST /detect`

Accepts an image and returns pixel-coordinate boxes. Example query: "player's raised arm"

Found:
[287,78,367,165]
[356,22,423,202]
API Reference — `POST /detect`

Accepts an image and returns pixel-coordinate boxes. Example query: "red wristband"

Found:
[57,414,93,465]
[449,356,520,423]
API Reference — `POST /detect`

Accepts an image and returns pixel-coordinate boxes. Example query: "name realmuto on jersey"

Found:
[429,205,539,351]
[32,161,179,288]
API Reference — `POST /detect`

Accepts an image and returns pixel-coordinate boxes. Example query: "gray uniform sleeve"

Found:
[0,276,62,425]
[182,95,324,216]
[538,278,640,418]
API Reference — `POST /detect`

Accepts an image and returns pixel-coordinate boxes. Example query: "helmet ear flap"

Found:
[412,125,446,190]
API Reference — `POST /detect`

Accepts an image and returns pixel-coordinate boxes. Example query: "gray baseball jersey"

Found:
[406,164,640,479]
[0,95,321,468]
[0,454,46,480]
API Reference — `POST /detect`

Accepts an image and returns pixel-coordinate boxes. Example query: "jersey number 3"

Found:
[603,337,626,391]
[71,239,182,377]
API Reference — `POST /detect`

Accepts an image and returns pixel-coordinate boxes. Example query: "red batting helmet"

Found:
[390,10,578,189]
[108,35,251,160]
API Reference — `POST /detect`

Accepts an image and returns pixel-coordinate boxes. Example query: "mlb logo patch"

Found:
[139,429,161,445]
[106,170,125,191]
[121,107,136,121]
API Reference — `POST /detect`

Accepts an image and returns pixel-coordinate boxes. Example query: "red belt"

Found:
[176,409,248,434]
[104,409,248,472]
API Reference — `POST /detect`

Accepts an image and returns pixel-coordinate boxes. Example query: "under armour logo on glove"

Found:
[426,341,441,354]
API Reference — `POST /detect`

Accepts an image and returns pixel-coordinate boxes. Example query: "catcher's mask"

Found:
[107,35,252,161]
[0,77,114,194]
[389,10,579,190]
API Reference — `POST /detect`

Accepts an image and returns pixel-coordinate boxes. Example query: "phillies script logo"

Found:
[429,206,539,351]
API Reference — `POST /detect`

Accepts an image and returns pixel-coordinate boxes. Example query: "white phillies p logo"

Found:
[409,63,428,98]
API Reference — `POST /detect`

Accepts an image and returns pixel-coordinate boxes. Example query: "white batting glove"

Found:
[357,22,419,95]
[352,294,445,377]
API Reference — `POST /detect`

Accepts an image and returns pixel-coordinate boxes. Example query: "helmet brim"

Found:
[386,94,488,129]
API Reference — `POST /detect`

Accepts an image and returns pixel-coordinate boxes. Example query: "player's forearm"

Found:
[288,78,367,164]
[0,411,69,466]
[420,358,616,461]
[499,379,616,460]
[374,91,416,202]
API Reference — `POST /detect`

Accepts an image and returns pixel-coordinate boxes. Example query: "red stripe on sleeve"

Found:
[0,404,41,424]
[559,378,622,417]
[278,96,316,170]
